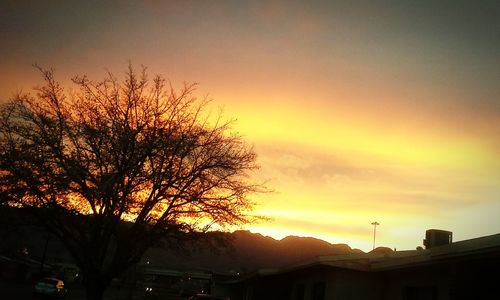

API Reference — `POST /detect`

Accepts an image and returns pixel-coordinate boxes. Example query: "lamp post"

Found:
[371,221,380,250]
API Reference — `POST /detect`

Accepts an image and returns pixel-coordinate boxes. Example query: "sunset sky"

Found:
[1,0,499,252]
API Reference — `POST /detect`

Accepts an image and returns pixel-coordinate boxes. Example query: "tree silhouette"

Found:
[0,65,262,300]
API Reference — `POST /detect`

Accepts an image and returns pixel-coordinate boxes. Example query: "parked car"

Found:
[186,294,229,300]
[33,277,68,298]
[144,286,159,300]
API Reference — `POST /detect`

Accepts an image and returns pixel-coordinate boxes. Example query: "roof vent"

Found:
[423,229,452,249]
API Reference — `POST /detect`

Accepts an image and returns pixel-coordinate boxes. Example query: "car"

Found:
[33,277,68,298]
[144,286,159,300]
[186,294,229,300]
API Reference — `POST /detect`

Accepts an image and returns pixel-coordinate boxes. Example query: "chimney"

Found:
[423,229,452,249]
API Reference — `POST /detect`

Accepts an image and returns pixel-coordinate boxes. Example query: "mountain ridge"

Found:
[0,207,370,274]
[144,229,365,273]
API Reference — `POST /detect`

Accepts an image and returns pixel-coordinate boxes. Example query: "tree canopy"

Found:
[0,65,262,300]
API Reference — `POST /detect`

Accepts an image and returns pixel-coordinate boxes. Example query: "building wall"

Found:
[447,254,500,300]
[234,265,384,300]
[288,265,336,300]
[229,249,500,300]
[382,264,452,300]
[382,254,500,300]
[331,269,384,300]
[288,267,385,300]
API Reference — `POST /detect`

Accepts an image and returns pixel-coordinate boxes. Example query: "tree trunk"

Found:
[83,274,107,300]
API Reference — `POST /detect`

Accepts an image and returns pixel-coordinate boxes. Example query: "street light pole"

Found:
[371,221,380,250]
[40,232,50,274]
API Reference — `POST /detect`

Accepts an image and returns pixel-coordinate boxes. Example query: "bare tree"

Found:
[0,65,262,300]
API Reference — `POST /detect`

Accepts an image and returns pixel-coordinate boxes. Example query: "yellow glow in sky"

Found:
[1,0,499,252]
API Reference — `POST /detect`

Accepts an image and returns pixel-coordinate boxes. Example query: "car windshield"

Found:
[39,278,59,285]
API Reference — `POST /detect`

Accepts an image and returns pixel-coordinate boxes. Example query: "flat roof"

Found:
[240,233,500,278]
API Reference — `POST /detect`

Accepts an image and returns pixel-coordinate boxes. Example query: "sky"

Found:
[1,0,499,252]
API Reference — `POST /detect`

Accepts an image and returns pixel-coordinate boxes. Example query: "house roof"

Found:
[142,266,213,279]
[371,232,500,271]
[240,232,500,279]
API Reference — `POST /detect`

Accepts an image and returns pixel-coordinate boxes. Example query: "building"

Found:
[226,231,500,300]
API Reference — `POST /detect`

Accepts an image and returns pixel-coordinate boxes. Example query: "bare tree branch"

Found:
[0,64,265,300]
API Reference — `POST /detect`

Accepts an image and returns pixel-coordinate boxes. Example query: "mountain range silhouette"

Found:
[143,230,365,273]
[0,207,371,274]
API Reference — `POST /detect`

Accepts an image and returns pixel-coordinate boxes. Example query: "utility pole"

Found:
[371,221,380,250]
[40,233,50,274]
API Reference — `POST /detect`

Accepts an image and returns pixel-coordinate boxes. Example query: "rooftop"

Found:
[245,232,500,278]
